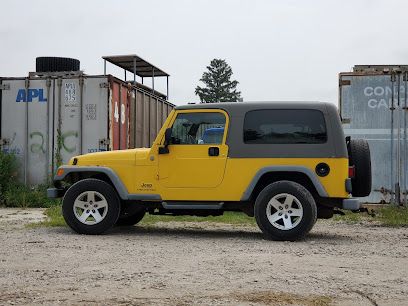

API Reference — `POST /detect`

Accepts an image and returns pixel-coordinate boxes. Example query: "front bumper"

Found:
[342,198,361,210]
[47,188,65,199]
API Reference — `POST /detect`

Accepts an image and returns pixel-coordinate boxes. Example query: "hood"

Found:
[69,148,151,166]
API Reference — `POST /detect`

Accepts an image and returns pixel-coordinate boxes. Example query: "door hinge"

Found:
[0,83,10,90]
[99,82,109,88]
[340,80,351,86]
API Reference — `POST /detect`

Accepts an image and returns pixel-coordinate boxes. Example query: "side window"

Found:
[244,109,327,144]
[170,112,226,145]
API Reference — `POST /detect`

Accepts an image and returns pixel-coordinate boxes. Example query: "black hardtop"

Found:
[177,101,347,159]
[176,101,338,114]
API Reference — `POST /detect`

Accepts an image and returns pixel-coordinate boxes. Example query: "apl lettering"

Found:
[16,89,47,102]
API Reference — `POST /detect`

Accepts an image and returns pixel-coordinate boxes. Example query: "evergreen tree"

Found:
[195,59,241,103]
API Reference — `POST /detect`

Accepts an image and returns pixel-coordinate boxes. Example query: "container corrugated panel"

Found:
[339,72,408,203]
[150,97,157,146]
[1,74,174,185]
[0,78,49,184]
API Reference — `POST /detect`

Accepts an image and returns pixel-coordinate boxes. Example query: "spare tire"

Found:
[347,139,372,197]
[36,57,80,72]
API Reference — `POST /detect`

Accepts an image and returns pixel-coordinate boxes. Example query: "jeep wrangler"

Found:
[48,102,371,240]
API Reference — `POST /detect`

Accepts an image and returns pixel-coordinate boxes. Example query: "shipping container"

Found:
[339,65,408,204]
[0,73,174,186]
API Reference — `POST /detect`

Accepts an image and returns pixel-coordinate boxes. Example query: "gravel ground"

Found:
[0,208,407,306]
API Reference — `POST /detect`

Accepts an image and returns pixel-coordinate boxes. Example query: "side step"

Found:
[161,202,224,210]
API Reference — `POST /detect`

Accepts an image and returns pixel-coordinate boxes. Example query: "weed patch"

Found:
[28,205,65,228]
[140,211,256,226]
[334,205,408,227]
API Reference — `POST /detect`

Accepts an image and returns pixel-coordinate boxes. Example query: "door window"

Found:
[170,112,226,145]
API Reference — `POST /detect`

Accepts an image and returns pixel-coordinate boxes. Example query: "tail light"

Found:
[348,166,355,178]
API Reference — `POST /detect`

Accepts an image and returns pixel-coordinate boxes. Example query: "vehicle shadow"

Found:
[49,224,351,242]
[106,225,351,242]
[109,225,263,240]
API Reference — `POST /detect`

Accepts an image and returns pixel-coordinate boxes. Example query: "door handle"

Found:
[208,147,219,156]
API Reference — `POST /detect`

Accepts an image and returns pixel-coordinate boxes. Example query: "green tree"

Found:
[195,59,241,103]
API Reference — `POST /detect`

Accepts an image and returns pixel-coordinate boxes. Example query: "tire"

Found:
[254,181,317,241]
[116,210,146,226]
[62,179,121,235]
[348,139,372,197]
[36,57,80,72]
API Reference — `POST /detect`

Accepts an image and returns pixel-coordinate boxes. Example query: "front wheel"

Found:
[254,181,317,241]
[62,179,121,235]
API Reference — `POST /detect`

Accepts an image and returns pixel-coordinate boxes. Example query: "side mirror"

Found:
[164,128,172,146]
[159,128,172,154]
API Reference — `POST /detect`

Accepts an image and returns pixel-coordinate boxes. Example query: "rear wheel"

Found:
[254,181,317,241]
[348,139,371,197]
[62,179,120,234]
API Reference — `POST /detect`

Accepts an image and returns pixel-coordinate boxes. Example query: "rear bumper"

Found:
[47,188,65,199]
[342,198,361,210]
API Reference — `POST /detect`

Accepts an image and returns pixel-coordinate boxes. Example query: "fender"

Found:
[53,166,161,201]
[240,166,329,201]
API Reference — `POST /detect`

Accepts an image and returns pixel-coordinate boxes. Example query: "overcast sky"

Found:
[1,0,408,106]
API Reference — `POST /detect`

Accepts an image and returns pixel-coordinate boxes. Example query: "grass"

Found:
[140,211,256,226]
[375,205,408,226]
[28,205,65,228]
[30,207,256,228]
[333,210,364,223]
[2,184,61,208]
[334,205,408,227]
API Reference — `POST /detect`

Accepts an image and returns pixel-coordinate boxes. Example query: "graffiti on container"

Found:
[61,131,79,153]
[1,133,22,155]
[30,132,46,154]
[28,130,79,154]
[85,104,97,120]
[3,147,22,154]
[16,89,47,102]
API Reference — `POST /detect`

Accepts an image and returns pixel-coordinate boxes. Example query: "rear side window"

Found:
[243,109,327,144]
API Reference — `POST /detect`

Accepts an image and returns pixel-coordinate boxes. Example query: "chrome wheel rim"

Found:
[73,191,108,225]
[266,193,303,230]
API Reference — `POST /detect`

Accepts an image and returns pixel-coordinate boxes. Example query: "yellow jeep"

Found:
[48,102,371,240]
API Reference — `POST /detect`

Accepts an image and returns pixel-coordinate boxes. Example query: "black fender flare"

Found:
[241,166,329,201]
[54,166,161,201]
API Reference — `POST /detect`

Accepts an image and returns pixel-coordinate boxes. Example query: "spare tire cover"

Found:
[348,139,372,197]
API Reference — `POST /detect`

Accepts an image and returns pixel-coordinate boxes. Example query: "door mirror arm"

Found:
[159,128,172,154]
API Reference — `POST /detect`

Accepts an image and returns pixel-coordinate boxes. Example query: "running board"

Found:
[161,202,224,210]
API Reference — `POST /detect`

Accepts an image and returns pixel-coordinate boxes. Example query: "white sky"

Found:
[1,0,408,106]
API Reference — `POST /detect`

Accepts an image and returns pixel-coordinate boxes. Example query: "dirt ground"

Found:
[0,208,407,306]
